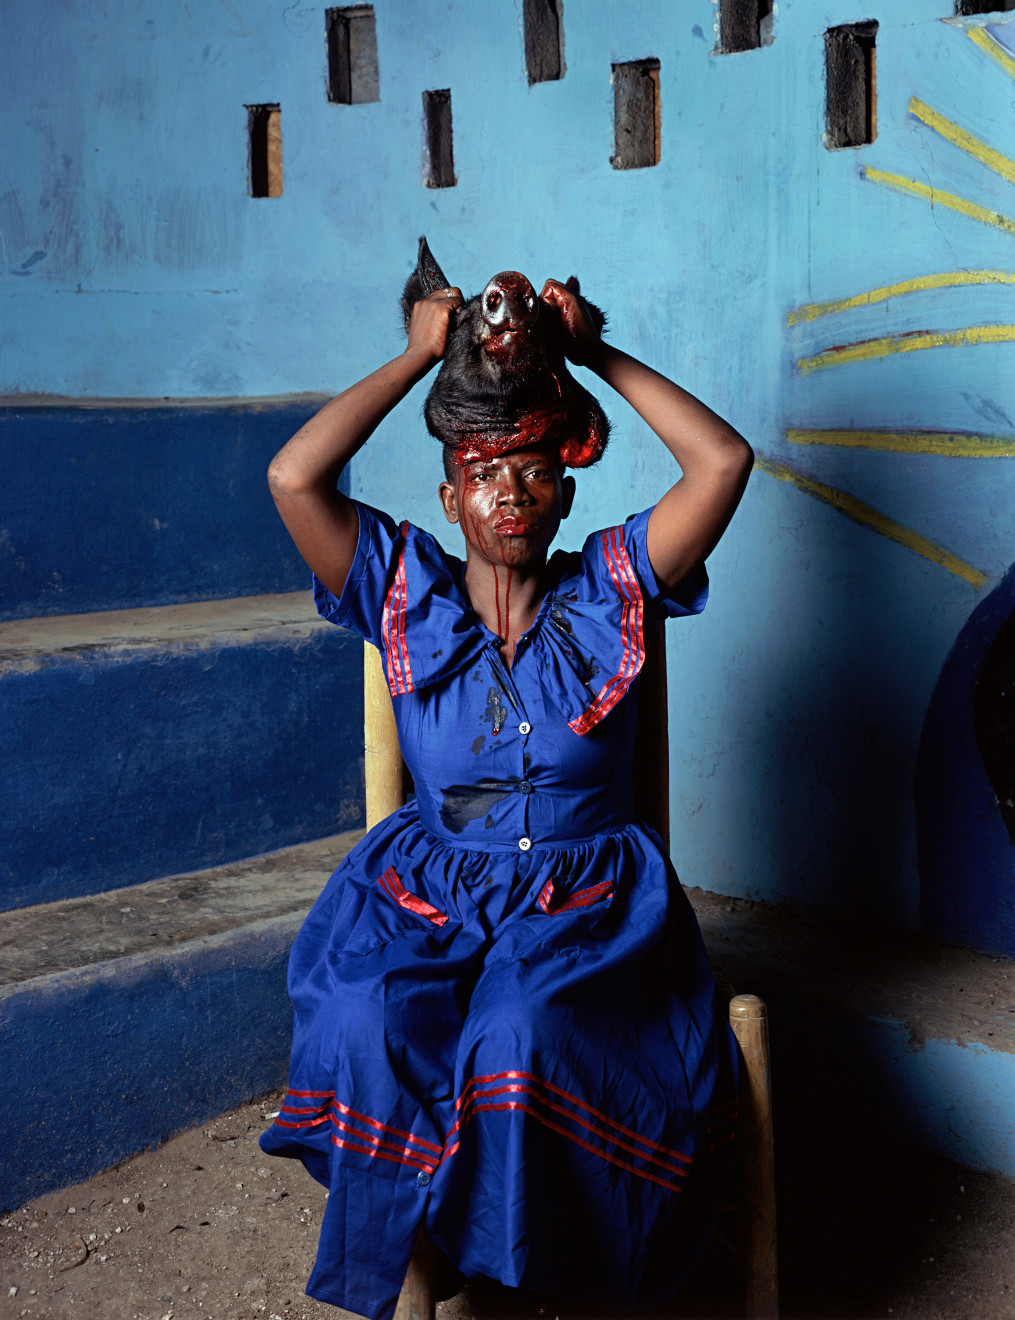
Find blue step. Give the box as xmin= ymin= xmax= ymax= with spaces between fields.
xmin=1 ymin=594 xmax=363 ymax=910
xmin=0 ymin=397 xmax=332 ymax=620
xmin=0 ymin=831 xmax=361 ymax=1213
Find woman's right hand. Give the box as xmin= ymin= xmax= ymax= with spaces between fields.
xmin=406 ymin=286 xmax=464 ymax=365
xmin=539 ymin=278 xmax=603 ymax=367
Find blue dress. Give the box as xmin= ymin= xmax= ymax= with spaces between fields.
xmin=260 ymin=501 xmax=738 ymax=1320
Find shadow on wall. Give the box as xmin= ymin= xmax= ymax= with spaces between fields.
xmin=918 ymin=570 xmax=1015 ymax=958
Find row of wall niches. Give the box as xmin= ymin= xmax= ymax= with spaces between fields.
xmin=246 ymin=0 xmax=1015 ymax=196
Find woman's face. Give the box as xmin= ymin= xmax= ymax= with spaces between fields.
xmin=439 ymin=445 xmax=575 ymax=569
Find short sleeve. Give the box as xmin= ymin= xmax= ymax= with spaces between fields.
xmin=312 ymin=501 xmax=404 ymax=652
xmin=312 ymin=500 xmax=484 ymax=698
xmin=539 ymin=509 xmax=708 ymax=736
xmin=617 ymin=506 xmax=709 ymax=621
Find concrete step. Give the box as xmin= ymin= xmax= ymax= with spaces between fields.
xmin=691 ymin=887 xmax=1015 ymax=1178
xmin=1 ymin=594 xmax=363 ymax=909
xmin=0 ymin=396 xmax=332 ymax=621
xmin=0 ymin=829 xmax=363 ymax=1213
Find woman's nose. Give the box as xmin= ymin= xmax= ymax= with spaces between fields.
xmin=497 ymin=470 xmax=530 ymax=503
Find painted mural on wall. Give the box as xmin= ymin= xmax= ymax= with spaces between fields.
xmin=770 ymin=18 xmax=1015 ymax=955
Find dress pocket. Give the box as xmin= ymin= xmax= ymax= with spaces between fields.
xmin=537 ymin=876 xmax=614 ymax=915
xmin=377 ymin=866 xmax=449 ymax=928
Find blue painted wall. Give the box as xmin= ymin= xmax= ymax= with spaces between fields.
xmin=4 ymin=1 xmax=1015 ymax=956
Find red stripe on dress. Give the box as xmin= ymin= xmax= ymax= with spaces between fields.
xmin=331 ymin=1134 xmax=437 ymax=1174
xmin=381 ymin=552 xmax=404 ymax=695
xmin=378 ymin=866 xmax=448 ymax=927
xmin=449 ymin=1081 xmax=689 ymax=1179
xmin=445 ymin=1099 xmax=687 ymax=1193
xmin=395 ymin=522 xmax=414 ymax=692
xmin=381 ymin=524 xmax=413 ymax=696
xmin=537 ymin=878 xmax=613 ymax=914
xmin=275 ymin=1109 xmax=438 ymax=1170
xmin=277 ymin=1091 xmax=442 ymax=1155
xmin=568 ymin=525 xmax=645 ymax=736
xmin=452 ymin=1070 xmax=692 ymax=1166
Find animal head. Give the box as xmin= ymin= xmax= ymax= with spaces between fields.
xmin=400 ymin=236 xmax=611 ymax=470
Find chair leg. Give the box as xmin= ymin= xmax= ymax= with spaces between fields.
xmin=729 ymin=994 xmax=778 ymax=1319
xmin=394 ymin=1229 xmax=437 ymax=1320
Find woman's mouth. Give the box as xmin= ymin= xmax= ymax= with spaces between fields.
xmin=494 ymin=516 xmax=536 ymax=536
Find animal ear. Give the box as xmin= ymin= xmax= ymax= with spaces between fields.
xmin=401 ymin=235 xmax=453 ymax=333
xmin=564 ymin=275 xmax=607 ymax=337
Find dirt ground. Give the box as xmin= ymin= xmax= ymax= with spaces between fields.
xmin=2 ymin=1088 xmax=1015 ymax=1320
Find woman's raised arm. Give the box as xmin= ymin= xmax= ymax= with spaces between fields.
xmin=267 ymin=287 xmax=463 ymax=599
xmin=540 ymin=279 xmax=753 ymax=593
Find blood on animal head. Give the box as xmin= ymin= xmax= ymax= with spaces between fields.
xmin=403 ymin=236 xmax=612 ymax=472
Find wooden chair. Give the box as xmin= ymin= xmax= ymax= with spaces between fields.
xmin=364 ymin=627 xmax=778 ymax=1320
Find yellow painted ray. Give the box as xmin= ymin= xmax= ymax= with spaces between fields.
xmin=862 ymin=166 xmax=1015 ymax=236
xmin=909 ymin=98 xmax=1015 ymax=185
xmin=786 ymin=429 xmax=1015 ymax=456
xmin=798 ymin=323 xmax=1015 ymax=375
xmin=755 ymin=455 xmax=988 ymax=589
xmin=787 ymin=271 xmax=1015 ymax=325
xmin=966 ymin=24 xmax=1015 ymax=81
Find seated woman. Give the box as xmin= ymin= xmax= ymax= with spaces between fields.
xmin=259 ymin=245 xmax=754 ymax=1320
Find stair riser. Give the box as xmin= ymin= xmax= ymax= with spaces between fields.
xmin=0 ymin=916 xmax=302 ymax=1213
xmin=2 ymin=626 xmax=363 ymax=909
xmin=1 ymin=400 xmax=332 ymax=621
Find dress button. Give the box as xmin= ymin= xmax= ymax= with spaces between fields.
xmin=518 ymin=721 xmax=532 ymax=735
xmin=416 ymin=1171 xmax=432 ymax=1187
xmin=519 ymin=780 xmax=533 ymax=795
xmin=518 ymin=837 xmax=532 ymax=851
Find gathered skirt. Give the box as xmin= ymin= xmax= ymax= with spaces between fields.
xmin=260 ymin=803 xmax=737 ymax=1320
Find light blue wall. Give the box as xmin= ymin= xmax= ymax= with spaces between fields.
xmin=4 ymin=1 xmax=1015 ymax=950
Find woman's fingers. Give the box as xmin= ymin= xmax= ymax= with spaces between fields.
xmin=540 ymin=278 xmax=600 ymax=363
xmin=407 ymin=286 xmax=463 ymax=361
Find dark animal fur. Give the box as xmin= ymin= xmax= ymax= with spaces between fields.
xmin=400 ymin=236 xmax=611 ymax=469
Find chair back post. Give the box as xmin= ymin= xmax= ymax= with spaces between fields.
xmin=364 ymin=644 xmax=410 ymax=827
xmin=729 ymin=994 xmax=779 ymax=1319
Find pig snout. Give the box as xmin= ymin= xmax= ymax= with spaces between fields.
xmin=481 ymin=272 xmax=538 ymax=336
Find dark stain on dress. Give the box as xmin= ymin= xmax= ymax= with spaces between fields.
xmin=440 ymin=779 xmax=515 ymax=833
xmin=472 ymin=735 xmax=486 ymax=756
xmin=484 ymin=685 xmax=508 ymax=736
xmin=431 ymin=649 xmax=444 ymax=659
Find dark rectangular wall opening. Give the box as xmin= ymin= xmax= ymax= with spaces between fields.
xmin=247 ymin=104 xmax=282 ymax=197
xmin=327 ymin=5 xmax=380 ymax=104
xmin=423 ymin=89 xmax=455 ymax=188
xmin=524 ymin=0 xmax=564 ymax=84
xmin=825 ymin=21 xmax=878 ymax=149
xmin=718 ymin=0 xmax=774 ymax=53
xmin=612 ymin=59 xmax=660 ymax=170
xmin=955 ymin=1 xmax=1015 ymax=13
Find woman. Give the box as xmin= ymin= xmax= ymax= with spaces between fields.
xmin=260 ymin=263 xmax=754 ymax=1320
